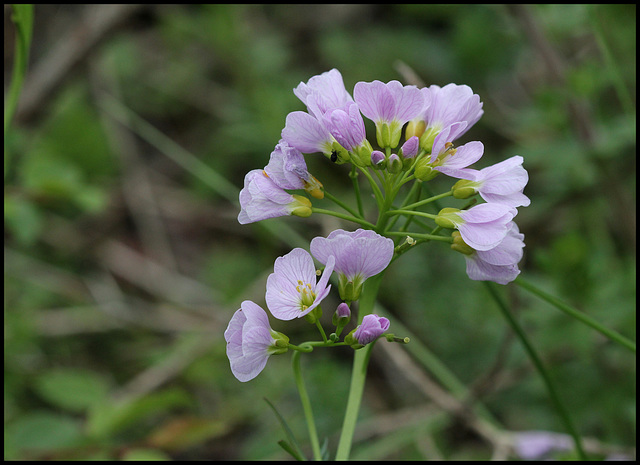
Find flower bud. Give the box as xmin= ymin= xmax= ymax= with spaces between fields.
xmin=450 ymin=231 xmax=475 ymax=255
xmin=350 ymin=140 xmax=373 ymax=168
xmin=387 ymin=153 xmax=403 ymax=173
xmin=400 ymin=136 xmax=420 ymax=159
xmin=435 ymin=207 xmax=461 ymax=229
xmin=333 ymin=302 xmax=351 ymax=324
xmin=345 ymin=314 xmax=390 ymax=348
xmin=290 ymin=195 xmax=312 ymax=218
xmin=333 ymin=302 xmax=351 ymax=337
xmin=371 ymin=150 xmax=386 ymax=169
xmin=452 ymin=179 xmax=479 ymax=200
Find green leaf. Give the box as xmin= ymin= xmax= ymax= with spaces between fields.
xmin=5 ymin=411 xmax=82 ymax=457
xmin=4 ymin=194 xmax=43 ymax=245
xmin=33 ymin=368 xmax=111 ymax=413
xmin=264 ymin=397 xmax=307 ymax=461
xmin=87 ymin=387 xmax=193 ymax=439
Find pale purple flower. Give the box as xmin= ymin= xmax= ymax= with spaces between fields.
xmin=463 ymin=222 xmax=525 ymax=284
xmin=418 ymin=83 xmax=484 ymax=143
xmin=429 ymin=123 xmax=484 ymax=178
xmin=310 ymin=229 xmax=394 ymax=301
xmin=321 ymin=102 xmax=367 ymax=152
xmin=264 ymin=139 xmax=324 ymax=199
xmin=436 ymin=203 xmax=516 ymax=251
xmin=224 ymin=300 xmax=285 ymax=382
xmin=354 ymin=80 xmax=425 ymax=125
xmin=265 ymin=248 xmax=335 ymax=321
xmin=353 ymin=314 xmax=390 ymax=345
xmin=293 ymin=68 xmax=354 ymax=120
xmin=264 ymin=140 xmax=309 ymax=190
xmin=453 ymin=156 xmax=530 ymax=208
xmin=354 ymin=80 xmax=425 ymax=148
xmin=512 ymin=430 xmax=573 ymax=460
xmin=281 ymin=111 xmax=334 ymax=155
xmin=288 ymin=69 xmax=360 ymax=156
xmin=238 ymin=169 xmax=311 ymax=224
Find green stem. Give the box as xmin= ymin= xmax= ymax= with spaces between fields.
xmin=589 ymin=5 xmax=635 ymax=118
xmin=385 ymin=231 xmax=452 ymax=243
xmin=311 ymin=208 xmax=376 ymax=230
xmin=335 ymin=273 xmax=384 ymax=460
xmin=316 ymin=320 xmax=328 ymax=343
xmin=484 ymin=282 xmax=587 ymax=460
xmin=4 ymin=5 xmax=33 ymax=138
xmin=357 ymin=166 xmax=384 ymax=211
xmin=386 ymin=209 xmax=438 ymax=220
xmin=384 ymin=181 xmax=422 ymax=233
xmin=349 ymin=165 xmax=365 ymax=217
xmin=515 ymin=277 xmax=636 ymax=353
xmin=292 ymin=350 xmax=322 ymax=461
xmin=323 ymin=189 xmax=362 ymax=219
xmin=401 ymin=189 xmax=453 ymax=211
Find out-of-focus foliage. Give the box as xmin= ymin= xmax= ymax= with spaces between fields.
xmin=4 ymin=4 xmax=635 ymax=460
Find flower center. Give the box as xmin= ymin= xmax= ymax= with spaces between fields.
xmin=296 ymin=280 xmax=316 ymax=310
xmin=434 ymin=142 xmax=456 ymax=166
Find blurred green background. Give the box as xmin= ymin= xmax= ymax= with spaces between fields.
xmin=4 ymin=4 xmax=635 ymax=460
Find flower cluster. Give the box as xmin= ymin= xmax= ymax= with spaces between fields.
xmin=230 ymin=68 xmax=530 ymax=381
xmin=225 ymin=228 xmax=395 ymax=382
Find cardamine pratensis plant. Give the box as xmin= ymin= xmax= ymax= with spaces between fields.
xmin=226 ymin=68 xmax=531 ymax=460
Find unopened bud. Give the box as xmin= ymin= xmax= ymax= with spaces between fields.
xmin=333 ymin=302 xmax=351 ymax=337
xmin=387 ymin=153 xmax=403 ymax=173
xmin=451 ymin=231 xmax=475 ymax=255
xmin=435 ymin=207 xmax=461 ymax=229
xmin=452 ymin=179 xmax=478 ymax=200
xmin=400 ymin=136 xmax=420 ymax=159
xmin=333 ymin=302 xmax=351 ymax=322
xmin=351 ymin=141 xmax=373 ymax=167
xmin=371 ymin=150 xmax=386 ymax=169
xmin=290 ymin=195 xmax=312 ymax=218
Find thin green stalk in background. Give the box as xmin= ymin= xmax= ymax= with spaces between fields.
xmin=589 ymin=5 xmax=635 ymax=119
xmin=335 ymin=273 xmax=384 ymax=460
xmin=484 ymin=282 xmax=587 ymax=460
xmin=515 ymin=277 xmax=636 ymax=353
xmin=4 ymin=4 xmax=34 ymax=175
xmin=292 ymin=350 xmax=322 ymax=461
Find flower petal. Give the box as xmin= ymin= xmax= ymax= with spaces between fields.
xmin=282 ymin=111 xmax=333 ymax=154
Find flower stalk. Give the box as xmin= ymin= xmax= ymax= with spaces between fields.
xmin=335 ymin=272 xmax=384 ymax=460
